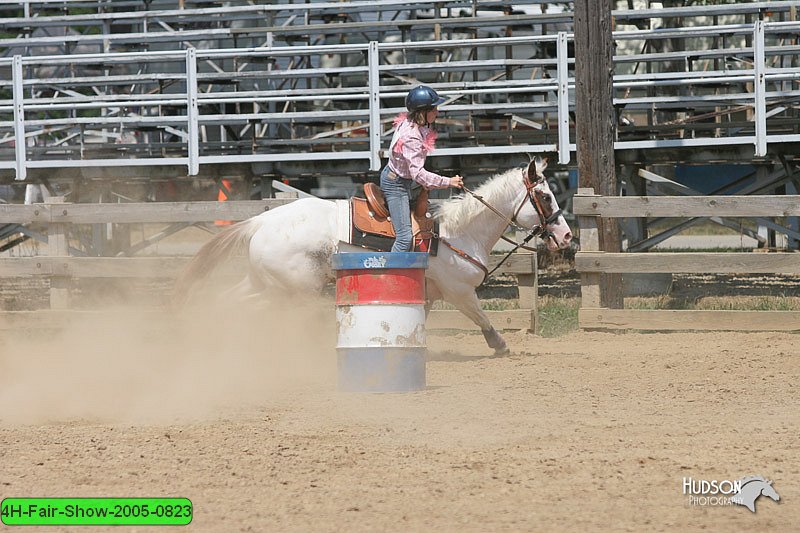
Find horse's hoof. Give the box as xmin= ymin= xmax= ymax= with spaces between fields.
xmin=494 ymin=346 xmax=511 ymax=356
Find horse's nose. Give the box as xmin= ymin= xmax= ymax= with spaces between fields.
xmin=560 ymin=232 xmax=572 ymax=248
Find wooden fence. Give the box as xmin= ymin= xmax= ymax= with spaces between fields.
xmin=0 ymin=198 xmax=537 ymax=332
xmin=573 ymin=188 xmax=800 ymax=331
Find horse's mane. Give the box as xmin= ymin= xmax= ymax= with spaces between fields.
xmin=739 ymin=476 xmax=768 ymax=486
xmin=435 ymin=166 xmax=523 ymax=234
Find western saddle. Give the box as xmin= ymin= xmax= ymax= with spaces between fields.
xmin=350 ymin=182 xmax=437 ymax=253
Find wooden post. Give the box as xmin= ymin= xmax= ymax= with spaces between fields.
xmin=576 ymin=188 xmax=601 ymax=309
xmin=574 ymin=0 xmax=623 ymax=308
xmin=516 ymin=251 xmax=538 ymax=333
xmin=46 ymin=197 xmax=70 ymax=309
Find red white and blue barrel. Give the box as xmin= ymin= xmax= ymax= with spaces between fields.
xmin=331 ymin=252 xmax=428 ymax=392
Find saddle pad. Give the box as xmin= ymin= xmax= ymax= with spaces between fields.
xmin=335 ymin=199 xmax=351 ymax=244
xmin=349 ymin=225 xmax=439 ymax=255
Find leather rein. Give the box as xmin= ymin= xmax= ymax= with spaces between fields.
xmin=439 ymin=169 xmax=562 ymax=283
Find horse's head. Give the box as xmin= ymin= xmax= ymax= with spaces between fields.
xmin=518 ymin=156 xmax=572 ymax=251
xmin=761 ymin=480 xmax=781 ymax=502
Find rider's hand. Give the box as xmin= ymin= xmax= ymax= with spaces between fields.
xmin=449 ymin=175 xmax=464 ymax=188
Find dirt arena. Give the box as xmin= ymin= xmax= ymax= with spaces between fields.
xmin=0 ymin=302 xmax=797 ymax=532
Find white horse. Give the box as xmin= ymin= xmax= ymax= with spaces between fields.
xmin=174 ymin=157 xmax=572 ymax=354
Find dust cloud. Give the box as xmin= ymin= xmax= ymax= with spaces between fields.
xmin=0 ymin=293 xmax=336 ymax=425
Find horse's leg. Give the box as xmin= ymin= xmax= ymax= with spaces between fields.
xmin=425 ymin=280 xmax=443 ymax=318
xmin=442 ymin=286 xmax=509 ymax=355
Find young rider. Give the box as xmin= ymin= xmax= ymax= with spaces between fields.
xmin=380 ymin=85 xmax=464 ymax=252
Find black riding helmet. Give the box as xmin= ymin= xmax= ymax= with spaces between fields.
xmin=405 ymin=85 xmax=446 ymax=112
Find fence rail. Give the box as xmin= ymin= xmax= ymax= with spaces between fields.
xmin=0 ymin=199 xmax=290 ymax=223
xmin=574 ymin=188 xmax=800 ymax=332
xmin=579 ymin=309 xmax=800 ymax=332
xmin=573 ymin=196 xmax=800 ymax=218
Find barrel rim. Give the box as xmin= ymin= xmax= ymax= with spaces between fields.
xmin=332 ymin=252 xmax=428 ymax=270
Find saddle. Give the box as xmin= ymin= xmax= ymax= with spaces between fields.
xmin=350 ymin=182 xmax=438 ymax=254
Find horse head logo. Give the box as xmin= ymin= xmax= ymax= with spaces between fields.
xmin=731 ymin=476 xmax=781 ymax=513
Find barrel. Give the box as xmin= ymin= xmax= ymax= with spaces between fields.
xmin=331 ymin=252 xmax=428 ymax=392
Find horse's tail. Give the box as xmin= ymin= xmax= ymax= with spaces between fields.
xmin=172 ymin=217 xmax=261 ymax=307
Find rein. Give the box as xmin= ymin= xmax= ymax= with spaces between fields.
xmin=461 ymin=184 xmax=529 ymax=234
xmin=449 ymin=170 xmax=561 ymax=282
xmin=439 ymin=237 xmax=490 ymax=282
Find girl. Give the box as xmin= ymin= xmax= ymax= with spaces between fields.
xmin=380 ymin=85 xmax=463 ymax=252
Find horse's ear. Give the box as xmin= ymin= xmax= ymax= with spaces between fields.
xmin=534 ymin=156 xmax=548 ymax=177
xmin=524 ymin=159 xmax=536 ymax=181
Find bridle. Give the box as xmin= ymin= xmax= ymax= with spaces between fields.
xmin=439 ymin=168 xmax=563 ymax=283
xmin=515 ymin=168 xmax=563 ymax=242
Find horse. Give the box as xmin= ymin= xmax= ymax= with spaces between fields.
xmin=731 ymin=476 xmax=781 ymax=512
xmin=173 ymin=157 xmax=572 ymax=354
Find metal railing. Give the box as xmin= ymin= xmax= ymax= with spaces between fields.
xmin=1 ymin=19 xmax=799 ymax=180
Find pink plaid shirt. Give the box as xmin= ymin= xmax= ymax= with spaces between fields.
xmin=387 ymin=114 xmax=450 ymax=189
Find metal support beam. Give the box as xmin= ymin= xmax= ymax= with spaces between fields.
xmin=753 ymin=20 xmax=767 ymax=157
xmin=13 ymin=55 xmax=27 ymax=181
xmin=368 ymin=41 xmax=382 ymax=172
xmin=556 ymin=31 xmax=570 ymax=165
xmin=186 ymin=47 xmax=200 ymax=176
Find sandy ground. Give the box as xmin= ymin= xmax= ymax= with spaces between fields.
xmin=0 ymin=302 xmax=797 ymax=532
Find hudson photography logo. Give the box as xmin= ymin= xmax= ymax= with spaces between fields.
xmin=683 ymin=476 xmax=781 ymax=512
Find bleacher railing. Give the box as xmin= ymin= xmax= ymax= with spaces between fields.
xmin=1 ymin=19 xmax=799 ymax=179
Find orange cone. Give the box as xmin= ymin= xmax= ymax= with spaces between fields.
xmin=215 ymin=179 xmax=233 ymax=226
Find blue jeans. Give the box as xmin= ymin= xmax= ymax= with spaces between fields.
xmin=380 ymin=166 xmax=413 ymax=252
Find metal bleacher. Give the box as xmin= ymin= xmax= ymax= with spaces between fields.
xmin=0 ymin=0 xmax=799 ymax=192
